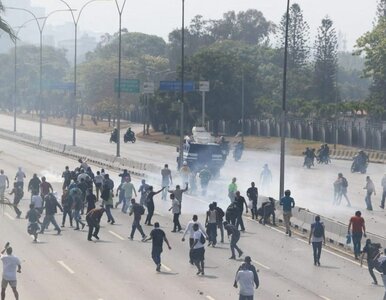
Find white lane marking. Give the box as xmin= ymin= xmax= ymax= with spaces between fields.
xmin=319 ymin=296 xmax=332 ymax=300
xmin=252 ymin=259 xmax=270 ymax=270
xmin=294 ymin=238 xmax=364 ymax=268
xmin=161 ymin=263 xmax=172 ymax=272
xmin=4 ymin=213 xmax=15 ymax=220
xmin=108 ymin=230 xmax=124 ymax=240
xmin=206 ymin=296 xmax=216 ymax=300
xmin=57 ymin=260 xmax=75 ymax=274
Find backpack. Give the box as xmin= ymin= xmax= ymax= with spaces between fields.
xmin=216 ymin=207 xmax=225 ymax=220
xmin=313 ymin=222 xmax=324 ymax=238
xmin=138 ymin=205 xmax=145 ymax=215
xmin=200 ymin=233 xmax=206 ymax=244
xmin=342 ymin=177 xmax=348 ymax=188
xmin=368 ymin=243 xmax=381 ymax=260
xmin=373 ymin=255 xmax=386 ymax=273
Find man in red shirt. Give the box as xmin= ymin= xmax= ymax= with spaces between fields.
xmin=40 ymin=177 xmax=53 ymax=198
xmin=348 ymin=210 xmax=367 ymax=259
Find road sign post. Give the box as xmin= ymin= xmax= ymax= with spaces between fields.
xmin=199 ymin=81 xmax=210 ymax=127
xmin=114 ymin=78 xmax=140 ymax=93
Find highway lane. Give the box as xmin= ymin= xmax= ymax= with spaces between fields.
xmin=0 ymin=139 xmax=383 ymax=299
xmin=0 ymin=114 xmax=385 ymax=238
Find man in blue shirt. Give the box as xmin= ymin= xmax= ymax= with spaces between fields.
xmin=280 ymin=190 xmax=295 ymax=237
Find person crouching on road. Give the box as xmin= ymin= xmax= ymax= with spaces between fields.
xmin=86 ymin=207 xmax=105 ymax=241
xmin=223 ymin=221 xmax=243 ymax=260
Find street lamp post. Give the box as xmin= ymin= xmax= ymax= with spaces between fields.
xmin=7 ymin=7 xmax=71 ymax=141
xmin=12 ymin=19 xmax=37 ymax=132
xmin=114 ymin=0 xmax=127 ymax=158
xmin=178 ymin=0 xmax=185 ymax=169
xmin=241 ymin=70 xmax=245 ymax=143
xmin=279 ymin=0 xmax=290 ymax=199
xmin=59 ymin=0 xmax=107 ymax=147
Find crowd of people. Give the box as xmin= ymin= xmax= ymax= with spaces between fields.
xmin=0 ymin=157 xmax=386 ymax=300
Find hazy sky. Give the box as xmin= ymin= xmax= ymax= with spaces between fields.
xmin=29 ymin=0 xmax=378 ymax=49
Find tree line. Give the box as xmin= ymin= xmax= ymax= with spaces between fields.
xmin=0 ymin=2 xmax=384 ymax=134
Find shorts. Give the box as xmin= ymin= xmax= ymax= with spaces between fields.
xmin=191 ymin=247 xmax=205 ymax=261
xmin=2 ymin=279 xmax=17 ymax=288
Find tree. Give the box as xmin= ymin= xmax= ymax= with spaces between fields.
xmin=313 ymin=17 xmax=338 ymax=103
xmin=377 ymin=0 xmax=386 ymax=19
xmin=0 ymin=1 xmax=15 ymax=41
xmin=279 ymin=3 xmax=310 ymax=70
xmin=209 ymin=10 xmax=275 ymax=45
xmin=355 ymin=18 xmax=386 ymax=118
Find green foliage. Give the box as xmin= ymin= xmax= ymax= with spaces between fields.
xmin=313 ymin=17 xmax=338 ymax=103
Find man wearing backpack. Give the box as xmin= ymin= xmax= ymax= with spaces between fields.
xmin=360 ymin=239 xmax=381 ymax=285
xmin=338 ymin=173 xmax=351 ymax=207
xmin=129 ymin=198 xmax=147 ymax=241
xmin=308 ymin=215 xmax=326 ymax=266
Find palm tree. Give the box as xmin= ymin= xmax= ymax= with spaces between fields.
xmin=0 ymin=1 xmax=16 ymax=41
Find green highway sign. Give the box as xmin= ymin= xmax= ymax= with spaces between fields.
xmin=114 ymin=78 xmax=140 ymax=93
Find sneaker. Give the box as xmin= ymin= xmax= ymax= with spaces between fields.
xmin=288 ymin=230 xmax=292 ymax=237
xmin=141 ymin=235 xmax=147 ymax=242
xmin=61 ymin=225 xmax=65 ymax=228
xmin=317 ymin=261 xmax=320 ymax=266
xmin=229 ymin=256 xmax=236 ymax=260
xmin=74 ymin=228 xmax=80 ymax=231
xmin=93 ymin=234 xmax=100 ymax=240
xmin=238 ymin=251 xmax=243 ymax=258
xmin=87 ymin=238 xmax=92 ymax=241
xmin=57 ymin=229 xmax=61 ymax=235
xmin=111 ymin=220 xmax=115 ymax=225
xmin=171 ymin=230 xmax=176 ymax=233
xmin=81 ymin=223 xmax=86 ymax=230
xmin=196 ymin=269 xmax=202 ymax=275
xmin=156 ymin=264 xmax=161 ymax=272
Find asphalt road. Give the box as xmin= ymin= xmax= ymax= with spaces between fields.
xmin=0 ymin=137 xmax=384 ymax=299
xmin=0 ymin=114 xmax=385 ymax=237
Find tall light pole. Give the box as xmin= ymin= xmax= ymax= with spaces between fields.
xmin=58 ymin=0 xmax=107 ymax=147
xmin=178 ymin=0 xmax=185 ymax=169
xmin=7 ymin=7 xmax=71 ymax=141
xmin=279 ymin=0 xmax=290 ymax=199
xmin=114 ymin=0 xmax=127 ymax=157
xmin=241 ymin=69 xmax=245 ymax=143
xmin=12 ymin=19 xmax=37 ymax=132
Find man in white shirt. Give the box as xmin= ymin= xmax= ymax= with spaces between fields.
xmin=0 ymin=170 xmax=9 ymax=202
xmin=234 ymin=265 xmax=255 ymax=300
xmin=191 ymin=223 xmax=205 ymax=275
xmin=182 ymin=215 xmax=207 ymax=264
xmin=1 ymin=243 xmax=21 ymax=300
xmin=31 ymin=194 xmax=43 ymax=213
xmin=14 ymin=168 xmax=25 ymax=191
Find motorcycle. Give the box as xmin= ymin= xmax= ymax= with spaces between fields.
xmin=317 ymin=154 xmax=331 ymax=165
xmin=351 ymin=156 xmax=368 ymax=174
xmin=124 ymin=132 xmax=136 ymax=143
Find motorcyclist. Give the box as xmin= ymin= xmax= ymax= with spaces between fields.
xmin=125 ymin=127 xmax=135 ymax=140
xmin=303 ymin=147 xmax=312 ymax=167
xmin=110 ymin=127 xmax=118 ymax=143
xmin=317 ymin=144 xmax=330 ymax=163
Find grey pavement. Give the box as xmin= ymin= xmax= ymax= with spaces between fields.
xmin=0 ymin=138 xmax=383 ymax=299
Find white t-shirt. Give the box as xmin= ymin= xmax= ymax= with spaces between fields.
xmin=31 ymin=195 xmax=43 ymax=208
xmin=236 ymin=269 xmax=255 ymax=296
xmin=193 ymin=230 xmax=205 ymax=249
xmin=0 ymin=175 xmax=8 ymax=187
xmin=182 ymin=221 xmax=206 ymax=239
xmin=1 ymin=255 xmax=20 ymax=281
xmin=15 ymin=171 xmax=25 ymax=183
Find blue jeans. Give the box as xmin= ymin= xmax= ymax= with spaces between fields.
xmin=230 ymin=232 xmax=242 ymax=257
xmin=352 ymin=232 xmax=362 ymax=258
xmin=130 ymin=218 xmax=145 ymax=239
xmin=365 ymin=192 xmax=373 ymax=210
xmin=152 ymin=247 xmax=162 ymax=265
xmin=73 ymin=209 xmax=85 ymax=229
xmin=105 ymin=205 xmax=115 ymax=222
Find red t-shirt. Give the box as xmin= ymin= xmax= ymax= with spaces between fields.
xmin=350 ymin=216 xmax=365 ymax=233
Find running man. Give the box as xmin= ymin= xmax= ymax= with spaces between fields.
xmin=1 ymin=243 xmax=21 ymax=300
xmin=280 ymin=190 xmax=295 ymax=237
xmin=145 ymin=222 xmax=172 ymax=272
xmin=161 ymin=164 xmax=172 ymax=200
xmin=223 ymin=221 xmax=243 ymax=259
